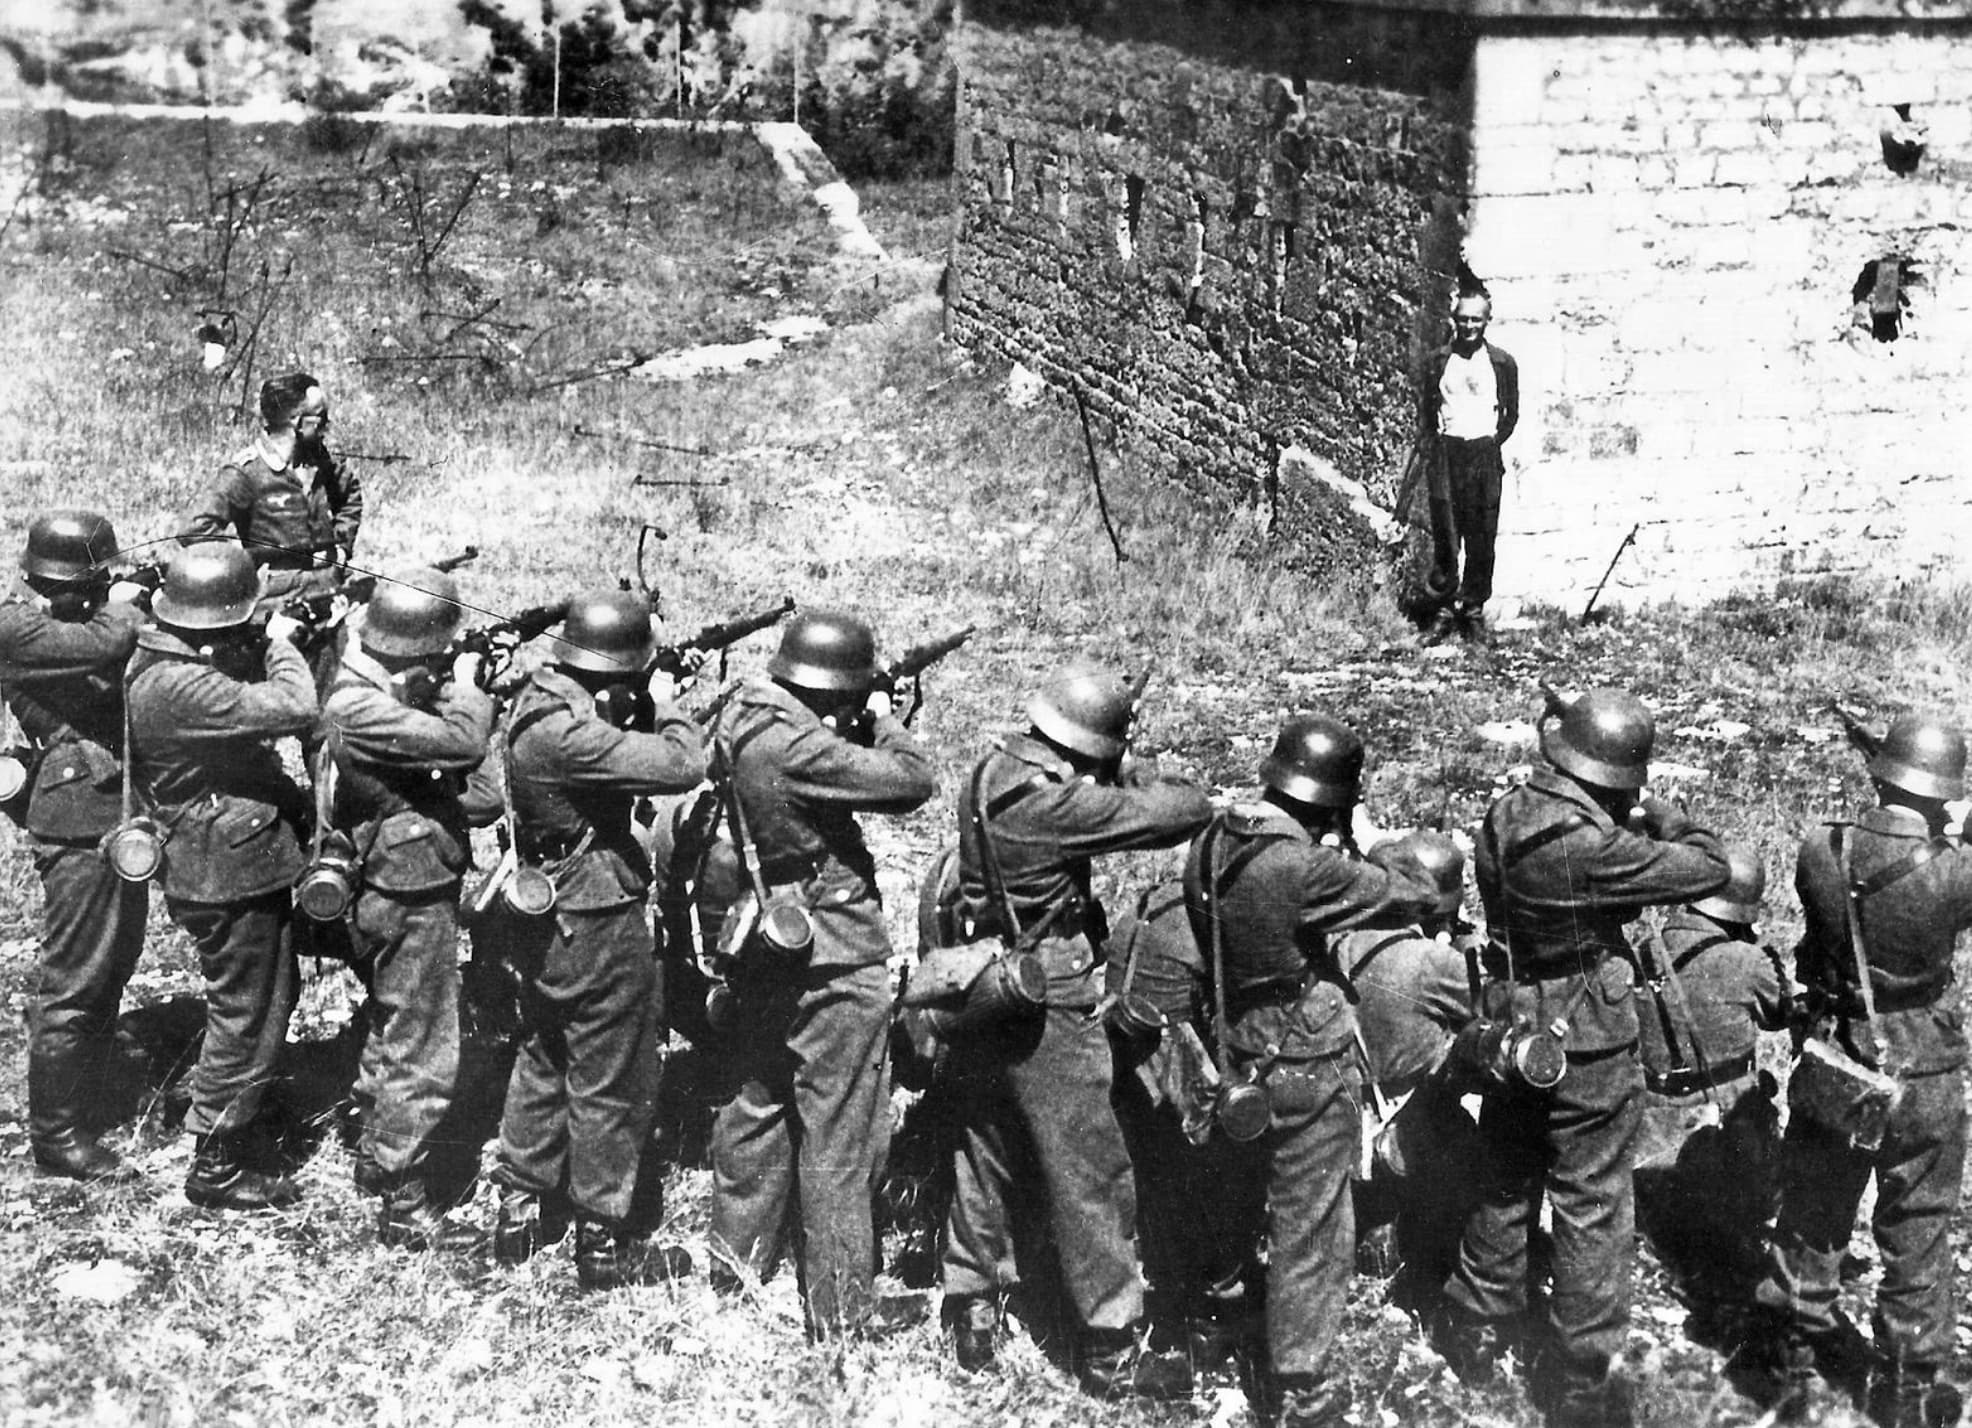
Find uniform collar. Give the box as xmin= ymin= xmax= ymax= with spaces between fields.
xmin=135 ymin=624 xmax=203 ymax=658
xmin=1222 ymin=799 xmax=1309 ymax=842
xmin=735 ymin=677 xmax=819 ymax=727
xmin=996 ymin=732 xmax=1073 ymax=781
xmin=1524 ymin=766 xmax=1619 ymax=829
xmin=334 ymin=644 xmax=394 ymax=693
xmin=529 ymin=666 xmax=593 ymax=706
xmin=1859 ymin=804 xmax=1934 ymax=838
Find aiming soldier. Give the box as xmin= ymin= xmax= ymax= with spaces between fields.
xmin=186 ymin=372 xmax=360 ymax=609
xmin=489 ymin=587 xmax=706 ymax=1289
xmin=1434 ymin=689 xmax=1729 ymax=1428
xmin=0 ymin=512 xmax=150 ymax=1182
xmin=1182 ymin=716 xmax=1441 ymax=1426
xmin=1742 ymin=716 xmax=1972 ymax=1428
xmin=320 ymin=571 xmax=494 ymax=1250
xmin=127 ymin=543 xmax=317 ymax=1211
xmin=940 ymin=667 xmax=1210 ymax=1399
xmin=705 ymin=611 xmax=934 ymax=1336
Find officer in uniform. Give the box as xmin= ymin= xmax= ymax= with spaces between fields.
xmin=186 ymin=372 xmax=360 ymax=609
xmin=321 ymin=571 xmax=494 ymax=1250
xmin=127 ymin=543 xmax=318 ymax=1211
xmin=1632 ymin=848 xmax=1791 ymax=1321
xmin=488 ymin=588 xmax=704 ymax=1288
xmin=940 ymin=667 xmax=1211 ymax=1398
xmin=0 ymin=512 xmax=150 ymax=1181
xmin=1744 ymin=716 xmax=1972 ymax=1428
xmin=1435 ymin=689 xmax=1730 ymax=1428
xmin=1182 ymin=717 xmax=1442 ymax=1426
xmin=707 ymin=611 xmax=935 ymax=1338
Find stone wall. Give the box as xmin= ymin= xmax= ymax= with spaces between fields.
xmin=949 ymin=0 xmax=1474 ymax=578
xmin=1454 ymin=25 xmax=1972 ymax=608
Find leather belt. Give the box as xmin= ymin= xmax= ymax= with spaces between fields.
xmin=1227 ymin=976 xmax=1307 ymax=1018
xmin=758 ymin=854 xmax=823 ymax=886
xmin=519 ymin=829 xmax=588 ymax=862
xmin=1646 ymin=1050 xmax=1755 ymax=1098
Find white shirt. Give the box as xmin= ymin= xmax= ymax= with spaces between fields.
xmin=1438 ymin=348 xmax=1497 ymax=441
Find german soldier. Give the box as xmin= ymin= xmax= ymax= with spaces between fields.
xmin=940 ymin=666 xmax=1209 ymax=1399
xmin=1743 ymin=716 xmax=1972 ymax=1428
xmin=707 ymin=611 xmax=935 ymax=1338
xmin=1183 ymin=717 xmax=1442 ymax=1426
xmin=321 ymin=570 xmax=494 ymax=1249
xmin=1434 ymin=689 xmax=1729 ymax=1428
xmin=490 ymin=588 xmax=706 ymax=1289
xmin=1632 ymin=847 xmax=1790 ymax=1321
xmin=0 ymin=512 xmax=150 ymax=1181
xmin=127 ymin=543 xmax=318 ymax=1210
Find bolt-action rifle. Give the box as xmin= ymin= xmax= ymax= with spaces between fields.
xmin=874 ymin=624 xmax=975 ymax=726
xmin=1832 ymin=703 xmax=1880 ymax=759
xmin=651 ymin=595 xmax=795 ymax=679
xmin=452 ymin=600 xmax=573 ymax=691
xmin=280 ymin=546 xmax=481 ymax=649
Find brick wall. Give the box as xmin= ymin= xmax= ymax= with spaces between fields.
xmin=950 ymin=0 xmax=1474 ymax=579
xmin=1446 ymin=25 xmax=1972 ymax=607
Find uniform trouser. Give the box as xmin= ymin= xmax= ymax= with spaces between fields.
xmin=28 ymin=839 xmax=150 ymax=1140
xmin=1445 ymin=1046 xmax=1643 ymax=1380
xmin=497 ymin=903 xmax=661 ymax=1226
xmin=1428 ymin=436 xmax=1503 ymax=609
xmin=351 ymin=885 xmax=462 ymax=1183
xmin=1217 ymin=1051 xmax=1361 ymax=1380
xmin=1753 ymin=1061 xmax=1967 ymax=1365
xmin=1634 ymin=1071 xmax=1779 ymax=1296
xmin=167 ymin=892 xmax=298 ymax=1139
xmin=710 ymin=957 xmax=892 ymax=1338
xmin=941 ymin=1005 xmax=1145 ymax=1334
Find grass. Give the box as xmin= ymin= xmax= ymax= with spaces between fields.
xmin=3 ymin=106 xmax=1972 ymax=1427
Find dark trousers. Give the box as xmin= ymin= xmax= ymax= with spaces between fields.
xmin=1428 ymin=436 xmax=1504 ymax=609
xmin=167 ymin=892 xmax=298 ymax=1139
xmin=352 ymin=886 xmax=461 ymax=1183
xmin=1219 ymin=1052 xmax=1361 ymax=1380
xmin=941 ymin=1006 xmax=1144 ymax=1334
xmin=1754 ymin=1062 xmax=1967 ymax=1365
xmin=28 ymin=841 xmax=150 ymax=1140
xmin=497 ymin=904 xmax=661 ymax=1225
xmin=1445 ymin=1048 xmax=1643 ymax=1380
xmin=710 ymin=957 xmax=893 ymax=1338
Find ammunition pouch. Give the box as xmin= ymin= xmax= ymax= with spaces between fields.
xmin=1790 ymin=1034 xmax=1902 ymax=1152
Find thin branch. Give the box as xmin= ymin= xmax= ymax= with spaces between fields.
xmin=1072 ymin=384 xmax=1128 ymax=565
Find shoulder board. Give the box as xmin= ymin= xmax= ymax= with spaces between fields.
xmin=1225 ymin=802 xmax=1297 ymax=838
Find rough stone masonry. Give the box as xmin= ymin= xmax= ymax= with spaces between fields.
xmin=950 ymin=0 xmax=1972 ymax=610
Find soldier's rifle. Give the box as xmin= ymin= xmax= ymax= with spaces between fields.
xmin=651 ymin=595 xmax=795 ymax=680
xmin=279 ymin=546 xmax=481 ymax=648
xmin=451 ymin=600 xmax=573 ymax=691
xmin=1831 ymin=703 xmax=1880 ymax=759
xmin=873 ymin=625 xmax=976 ymax=726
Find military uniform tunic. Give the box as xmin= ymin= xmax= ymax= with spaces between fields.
xmin=938 ymin=736 xmax=1211 ymax=1336
xmin=1444 ymin=768 xmax=1728 ymax=1393
xmin=322 ymin=646 xmax=494 ymax=1187
xmin=1181 ymin=805 xmax=1441 ymax=1384
xmin=708 ymin=679 xmax=934 ymax=1337
xmin=186 ymin=435 xmax=361 ymax=606
xmin=491 ymin=667 xmax=705 ymax=1226
xmin=0 ymin=587 xmax=148 ymax=1146
xmin=127 ymin=628 xmax=317 ymax=1138
xmin=1754 ymin=808 xmax=1972 ymax=1370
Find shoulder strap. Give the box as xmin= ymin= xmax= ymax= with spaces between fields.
xmin=1199 ymin=818 xmax=1234 ymax=1086
xmin=307 ymin=723 xmax=341 ymax=863
xmin=1852 ymin=838 xmax=1944 ymax=899
xmin=970 ymin=755 xmax=1025 ymax=947
xmin=1834 ymin=824 xmax=1887 ymax=1067
xmin=716 ymin=718 xmax=781 ymax=907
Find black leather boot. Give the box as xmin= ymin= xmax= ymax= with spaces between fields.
xmin=1871 ymin=1359 xmax=1965 ymax=1428
xmin=184 ymin=1133 xmax=300 ymax=1211
xmin=574 ymin=1218 xmax=694 ymax=1290
xmin=1429 ymin=1307 xmax=1517 ymax=1386
xmin=494 ymin=1190 xmax=542 ymax=1266
xmin=944 ymin=1293 xmax=999 ymax=1373
xmin=1730 ymin=1308 xmax=1818 ymax=1423
xmin=1077 ymin=1324 xmax=1194 ymax=1402
xmin=378 ymin=1178 xmax=484 ymax=1252
xmin=29 ymin=1046 xmax=136 ymax=1183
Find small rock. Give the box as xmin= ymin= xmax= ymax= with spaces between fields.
xmin=1005 ymin=363 xmax=1046 ymax=409
xmin=108 ymin=348 xmax=135 ymax=363
xmin=1651 ymin=762 xmax=1712 ymax=783
xmin=1476 ymin=720 xmax=1536 ymax=746
xmin=50 ymin=1259 xmax=140 ymax=1304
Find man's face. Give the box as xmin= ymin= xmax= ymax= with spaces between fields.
xmin=1452 ymin=299 xmax=1490 ymax=350
xmin=293 ymin=388 xmax=330 ymax=443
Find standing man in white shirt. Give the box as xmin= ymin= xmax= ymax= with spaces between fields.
xmin=1420 ymin=290 xmax=1519 ymax=642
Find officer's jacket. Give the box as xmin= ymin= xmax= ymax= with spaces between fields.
xmin=716 ymin=678 xmax=932 ymax=968
xmin=1335 ymin=926 xmax=1476 ymax=1097
xmin=0 ymin=587 xmax=142 ymax=843
xmin=1477 ymin=768 xmax=1729 ymax=1054
xmin=321 ymin=647 xmax=495 ymax=895
xmin=508 ymin=668 xmax=705 ymax=913
xmin=1796 ymin=807 xmax=1972 ymax=1075
xmin=1182 ymin=803 xmax=1441 ymax=1059
xmin=959 ymin=735 xmax=1209 ymax=1005
xmin=127 ymin=628 xmax=316 ymax=903
xmin=1635 ymin=906 xmax=1790 ymax=1083
xmin=186 ymin=435 xmax=361 ymax=602
xmin=1420 ymin=340 xmax=1520 ymax=446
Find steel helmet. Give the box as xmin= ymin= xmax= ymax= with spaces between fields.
xmin=1028 ymin=667 xmax=1139 ymax=761
xmin=23 ymin=510 xmax=118 ymax=584
xmin=1259 ymin=714 xmax=1364 ymax=809
xmin=1869 ymin=713 xmax=1967 ymax=802
xmin=1396 ymin=830 xmax=1466 ymax=916
xmin=767 ymin=610 xmax=877 ymax=693
xmin=1694 ymin=845 xmax=1766 ymax=924
xmin=555 ymin=587 xmax=657 ymax=674
xmin=153 ymin=543 xmax=260 ymax=630
xmin=361 ymin=570 xmax=465 ymax=658
xmin=1542 ymin=688 xmax=1653 ymax=792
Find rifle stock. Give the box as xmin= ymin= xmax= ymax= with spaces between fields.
xmin=653 ymin=595 xmax=794 ymax=677
xmin=1831 ymin=704 xmax=1880 ymax=759
xmin=881 ymin=625 xmax=975 ymax=690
